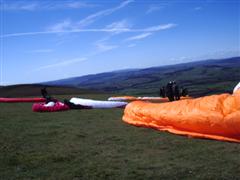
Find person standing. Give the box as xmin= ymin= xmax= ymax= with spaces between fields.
xmin=159 ymin=86 xmax=166 ymax=98
xmin=166 ymin=81 xmax=174 ymax=101
xmin=41 ymin=87 xmax=53 ymax=103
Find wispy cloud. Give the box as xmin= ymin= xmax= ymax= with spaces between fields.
xmin=34 ymin=57 xmax=87 ymax=71
xmin=76 ymin=0 xmax=134 ymax=28
xmin=125 ymin=33 xmax=152 ymax=41
xmin=144 ymin=23 xmax=177 ymax=31
xmin=66 ymin=1 xmax=96 ymax=9
xmin=95 ymin=43 xmax=118 ymax=53
xmin=48 ymin=19 xmax=131 ymax=35
xmin=1 ymin=1 xmax=96 ymax=11
xmin=105 ymin=19 xmax=132 ymax=34
xmin=1 ymin=1 xmax=39 ymax=11
xmin=46 ymin=1 xmax=134 ymax=33
xmin=63 ymin=0 xmax=134 ymax=29
xmin=194 ymin=7 xmax=202 ymax=11
xmin=123 ymin=24 xmax=176 ymax=42
xmin=127 ymin=44 xmax=136 ymax=48
xmin=48 ymin=19 xmax=73 ymax=32
xmin=26 ymin=49 xmax=54 ymax=53
xmin=1 ymin=23 xmax=177 ymax=38
xmin=32 ymin=43 xmax=117 ymax=71
xmin=146 ymin=5 xmax=162 ymax=14
xmin=169 ymin=50 xmax=239 ymax=64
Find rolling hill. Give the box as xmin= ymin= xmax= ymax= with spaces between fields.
xmin=45 ymin=56 xmax=240 ymax=97
xmin=0 ymin=84 xmax=97 ymax=97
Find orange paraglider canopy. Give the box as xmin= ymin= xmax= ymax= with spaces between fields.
xmin=123 ymin=90 xmax=240 ymax=143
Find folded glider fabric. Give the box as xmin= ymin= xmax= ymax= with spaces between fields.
xmin=70 ymin=97 xmax=127 ymax=109
xmin=108 ymin=96 xmax=138 ymax=101
xmin=123 ymin=90 xmax=240 ymax=143
xmin=64 ymin=99 xmax=92 ymax=109
xmin=32 ymin=101 xmax=70 ymax=112
xmin=137 ymin=96 xmax=191 ymax=101
xmin=108 ymin=96 xmax=191 ymax=102
xmin=0 ymin=97 xmax=46 ymax=103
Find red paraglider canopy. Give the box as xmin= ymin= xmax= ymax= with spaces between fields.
xmin=0 ymin=97 xmax=46 ymax=103
xmin=32 ymin=101 xmax=70 ymax=112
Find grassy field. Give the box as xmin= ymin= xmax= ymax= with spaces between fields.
xmin=1 ymin=94 xmax=240 ymax=179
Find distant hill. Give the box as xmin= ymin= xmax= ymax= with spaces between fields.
xmin=0 ymin=84 xmax=97 ymax=97
xmin=45 ymin=57 xmax=240 ymax=97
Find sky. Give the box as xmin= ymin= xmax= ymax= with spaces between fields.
xmin=0 ymin=0 xmax=239 ymax=85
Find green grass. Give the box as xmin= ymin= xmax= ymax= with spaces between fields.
xmin=0 ymin=94 xmax=240 ymax=179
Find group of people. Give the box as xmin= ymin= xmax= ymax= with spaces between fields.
xmin=159 ymin=81 xmax=188 ymax=101
xmin=41 ymin=81 xmax=188 ymax=105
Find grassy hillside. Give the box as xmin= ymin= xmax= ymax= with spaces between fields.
xmin=45 ymin=57 xmax=240 ymax=97
xmin=0 ymin=94 xmax=240 ymax=179
xmin=0 ymin=84 xmax=97 ymax=97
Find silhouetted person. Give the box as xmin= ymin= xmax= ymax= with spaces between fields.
xmin=159 ymin=87 xmax=166 ymax=98
xmin=174 ymin=85 xmax=180 ymax=100
xmin=41 ymin=87 xmax=53 ymax=103
xmin=166 ymin=81 xmax=174 ymax=101
xmin=41 ymin=87 xmax=48 ymax=98
xmin=181 ymin=88 xmax=188 ymax=97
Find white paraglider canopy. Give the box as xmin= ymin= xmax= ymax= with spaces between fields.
xmin=233 ymin=82 xmax=240 ymax=93
xmin=70 ymin=97 xmax=127 ymax=109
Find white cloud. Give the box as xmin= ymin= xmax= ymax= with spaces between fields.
xmin=1 ymin=1 xmax=96 ymax=11
xmin=124 ymin=24 xmax=176 ymax=42
xmin=194 ymin=7 xmax=202 ymax=11
xmin=169 ymin=50 xmax=239 ymax=64
xmin=179 ymin=56 xmax=188 ymax=61
xmin=66 ymin=2 xmax=96 ymax=9
xmin=34 ymin=57 xmax=87 ymax=71
xmin=105 ymin=19 xmax=132 ymax=34
xmin=1 ymin=23 xmax=177 ymax=38
xmin=2 ymin=2 xmax=39 ymax=11
xmin=76 ymin=0 xmax=134 ymax=28
xmin=19 ymin=3 xmax=39 ymax=11
xmin=31 ymin=42 xmax=117 ymax=72
xmin=146 ymin=5 xmax=162 ymax=14
xmin=95 ymin=43 xmax=118 ymax=53
xmin=196 ymin=50 xmax=240 ymax=60
xmin=125 ymin=33 xmax=152 ymax=41
xmin=128 ymin=44 xmax=136 ymax=48
xmin=45 ymin=1 xmax=134 ymax=34
xmin=144 ymin=23 xmax=177 ymax=31
xmin=48 ymin=19 xmax=73 ymax=32
xmin=27 ymin=49 xmax=54 ymax=53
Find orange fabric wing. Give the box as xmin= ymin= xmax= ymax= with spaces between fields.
xmin=123 ymin=92 xmax=240 ymax=143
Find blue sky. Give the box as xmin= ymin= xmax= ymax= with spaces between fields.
xmin=0 ymin=0 xmax=239 ymax=85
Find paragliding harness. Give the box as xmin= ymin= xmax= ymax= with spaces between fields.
xmin=160 ymin=81 xmax=188 ymax=102
xmin=41 ymin=87 xmax=55 ymax=103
